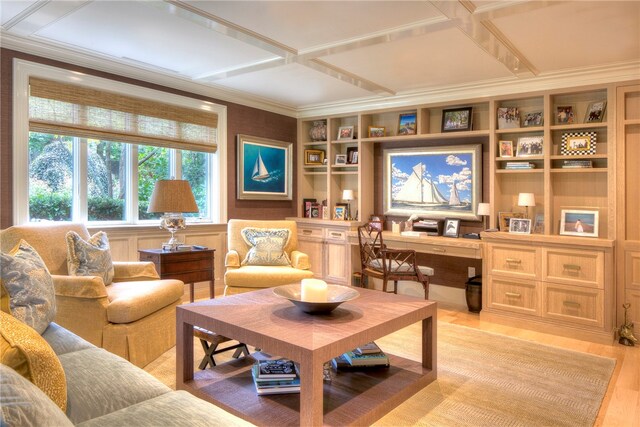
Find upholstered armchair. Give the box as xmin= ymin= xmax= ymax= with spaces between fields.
xmin=224 ymin=219 xmax=314 ymax=296
xmin=0 ymin=223 xmax=184 ymax=367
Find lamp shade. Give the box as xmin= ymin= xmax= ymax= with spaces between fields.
xmin=147 ymin=179 xmax=198 ymax=213
xmin=477 ymin=203 xmax=491 ymax=216
xmin=517 ymin=192 xmax=536 ymax=207
xmin=342 ymin=189 xmax=354 ymax=201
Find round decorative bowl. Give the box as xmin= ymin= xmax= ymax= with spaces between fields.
xmin=273 ymin=284 xmax=359 ymax=314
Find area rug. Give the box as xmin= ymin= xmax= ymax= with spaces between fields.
xmin=144 ymin=322 xmax=615 ymax=427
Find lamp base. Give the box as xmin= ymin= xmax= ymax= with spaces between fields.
xmin=162 ymin=242 xmax=181 ymax=251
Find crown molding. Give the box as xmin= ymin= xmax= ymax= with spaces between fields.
xmin=0 ymin=32 xmax=299 ymax=118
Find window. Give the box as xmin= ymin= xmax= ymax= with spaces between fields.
xmin=14 ymin=60 xmax=227 ymax=225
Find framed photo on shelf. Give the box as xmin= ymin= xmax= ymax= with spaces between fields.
xmin=304 ymin=149 xmax=325 ymax=165
xmin=335 ymin=154 xmax=348 ymax=165
xmin=561 ymin=132 xmax=596 ymax=155
xmin=497 ymin=107 xmax=520 ymax=129
xmin=303 ymin=198 xmax=316 ymax=218
xmin=443 ymin=218 xmax=461 ymax=238
xmin=498 ymin=212 xmax=525 ymax=232
xmin=522 ymin=111 xmax=543 ymax=127
xmin=346 ymin=147 xmax=358 ymax=164
xmin=368 ymin=126 xmax=386 ymax=138
xmin=559 ymin=209 xmax=599 ymax=237
xmin=322 ymin=205 xmax=329 ymax=220
xmin=509 ymin=218 xmax=532 ymax=234
xmin=555 ymin=105 xmax=575 ymax=124
xmin=533 ymin=213 xmax=544 ymax=234
xmin=237 ymin=134 xmax=292 ymax=200
xmin=499 ymin=140 xmax=514 ymax=157
xmin=398 ymin=113 xmax=417 ymax=135
xmin=337 ymin=126 xmax=354 ymax=140
xmin=442 ymin=107 xmax=473 ymax=132
xmin=585 ymin=101 xmax=606 ymax=123
xmin=309 ymin=203 xmax=321 ymax=219
xmin=333 ymin=206 xmax=346 ymax=220
xmin=516 ymin=136 xmax=543 ymax=157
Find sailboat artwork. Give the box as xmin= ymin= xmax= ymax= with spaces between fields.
xmin=238 ymin=135 xmax=292 ymax=201
xmin=251 ymin=150 xmax=270 ymax=181
xmin=383 ymin=145 xmax=482 ymax=220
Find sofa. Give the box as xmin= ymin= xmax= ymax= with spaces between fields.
xmin=0 ymin=320 xmax=251 ymax=426
xmin=224 ymin=219 xmax=314 ymax=296
xmin=0 ymin=223 xmax=184 ymax=367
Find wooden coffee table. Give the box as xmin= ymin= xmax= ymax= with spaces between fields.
xmin=176 ymin=287 xmax=437 ymax=427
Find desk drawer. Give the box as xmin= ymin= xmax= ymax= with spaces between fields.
xmin=403 ymin=242 xmax=477 ymax=259
xmin=298 ymin=227 xmax=323 ymax=239
xmin=160 ymin=258 xmax=212 ymax=274
xmin=325 ymin=229 xmax=346 ymax=242
xmin=488 ymin=244 xmax=539 ymax=280
xmin=543 ymin=248 xmax=604 ymax=288
xmin=487 ymin=276 xmax=540 ymax=316
xmin=543 ymin=283 xmax=604 ymax=327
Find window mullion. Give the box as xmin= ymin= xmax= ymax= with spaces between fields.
xmin=74 ymin=137 xmax=88 ymax=223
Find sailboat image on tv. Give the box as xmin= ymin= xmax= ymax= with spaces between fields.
xmin=252 ymin=150 xmax=270 ymax=181
xmin=395 ymin=163 xmax=466 ymax=207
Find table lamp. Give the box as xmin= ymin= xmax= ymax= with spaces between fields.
xmin=342 ymin=189 xmax=354 ymax=220
xmin=477 ymin=202 xmax=491 ymax=231
xmin=148 ymin=179 xmax=199 ymax=250
xmin=517 ymin=192 xmax=536 ymax=219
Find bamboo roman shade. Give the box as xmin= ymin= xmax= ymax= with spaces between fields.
xmin=28 ymin=77 xmax=218 ymax=152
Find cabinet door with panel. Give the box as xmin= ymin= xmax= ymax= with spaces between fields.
xmin=324 ymin=227 xmax=348 ymax=285
xmin=297 ymin=226 xmax=324 ymax=279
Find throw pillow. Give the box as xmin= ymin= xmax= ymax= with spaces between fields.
xmin=0 ymin=311 xmax=67 ymax=412
xmin=66 ymin=231 xmax=114 ymax=285
xmin=240 ymin=228 xmax=291 ymax=266
xmin=0 ymin=240 xmax=56 ymax=334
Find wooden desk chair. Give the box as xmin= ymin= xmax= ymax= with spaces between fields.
xmin=357 ymin=224 xmax=433 ymax=299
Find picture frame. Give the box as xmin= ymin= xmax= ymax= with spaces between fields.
xmin=303 ymin=198 xmax=316 ymax=218
xmin=555 ymin=105 xmax=575 ymax=124
xmin=559 ymin=209 xmax=599 ymax=237
xmin=322 ymin=205 xmax=329 ymax=220
xmin=337 ymin=126 xmax=354 ymax=140
xmin=509 ymin=218 xmax=532 ymax=234
xmin=561 ymin=132 xmax=597 ymax=156
xmin=584 ymin=101 xmax=606 ymax=123
xmin=333 ymin=206 xmax=346 ymax=220
xmin=237 ymin=134 xmax=292 ymax=200
xmin=533 ymin=213 xmax=544 ymax=234
xmin=522 ymin=111 xmax=543 ymax=127
xmin=304 ymin=149 xmax=325 ymax=165
xmin=335 ymin=154 xmax=348 ymax=165
xmin=443 ymin=218 xmax=461 ymax=238
xmin=497 ymin=107 xmax=520 ymax=129
xmin=398 ymin=113 xmax=417 ymax=135
xmin=383 ymin=144 xmax=482 ymax=220
xmin=368 ymin=126 xmax=386 ymax=138
xmin=309 ymin=204 xmax=320 ymax=219
xmin=441 ymin=107 xmax=473 ymax=132
xmin=499 ymin=140 xmax=514 ymax=157
xmin=516 ymin=136 xmax=543 ymax=157
xmin=498 ymin=212 xmax=525 ymax=232
xmin=369 ymin=215 xmax=384 ymax=231
xmin=346 ymin=147 xmax=358 ymax=164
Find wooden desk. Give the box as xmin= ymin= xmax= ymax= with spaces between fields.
xmin=176 ymin=287 xmax=437 ymax=427
xmin=347 ymin=231 xmax=483 ymax=259
xmin=138 ymin=248 xmax=215 ymax=303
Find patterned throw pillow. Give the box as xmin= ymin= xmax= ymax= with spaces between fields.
xmin=0 ymin=311 xmax=67 ymax=412
xmin=0 ymin=240 xmax=56 ymax=334
xmin=66 ymin=231 xmax=114 ymax=285
xmin=240 ymin=228 xmax=291 ymax=266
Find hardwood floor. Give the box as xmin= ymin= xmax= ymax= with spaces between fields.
xmin=187 ymin=283 xmax=639 ymax=427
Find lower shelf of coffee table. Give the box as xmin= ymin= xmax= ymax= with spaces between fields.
xmin=180 ymin=353 xmax=435 ymax=427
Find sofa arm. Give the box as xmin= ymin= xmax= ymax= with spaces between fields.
xmin=112 ymin=261 xmax=160 ymax=282
xmin=290 ymin=251 xmax=311 ymax=270
xmin=52 ymin=275 xmax=108 ymax=299
xmin=225 ymin=250 xmax=240 ymax=269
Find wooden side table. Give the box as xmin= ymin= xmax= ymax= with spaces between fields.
xmin=138 ymin=248 xmax=215 ymax=303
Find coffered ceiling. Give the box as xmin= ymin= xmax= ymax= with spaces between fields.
xmin=1 ymin=1 xmax=639 ymax=117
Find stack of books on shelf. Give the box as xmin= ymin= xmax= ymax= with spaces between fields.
xmin=562 ymin=160 xmax=593 ymax=168
xmin=251 ymin=359 xmax=300 ymax=395
xmin=331 ymin=342 xmax=390 ymax=370
xmin=505 ymin=162 xmax=536 ymax=170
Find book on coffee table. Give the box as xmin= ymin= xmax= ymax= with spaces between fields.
xmin=355 ymin=342 xmax=383 ymax=355
xmin=343 ymin=350 xmax=390 ymax=367
xmin=257 ymin=359 xmax=298 ymax=379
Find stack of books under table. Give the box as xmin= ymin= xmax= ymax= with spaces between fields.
xmin=332 ymin=342 xmax=390 ymax=370
xmin=251 ymin=359 xmax=300 ymax=395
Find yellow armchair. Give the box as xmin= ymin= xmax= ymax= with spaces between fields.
xmin=224 ymin=219 xmax=314 ymax=296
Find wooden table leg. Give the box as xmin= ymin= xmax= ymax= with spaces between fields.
xmin=421 ymin=314 xmax=437 ymax=370
xmin=176 ymin=310 xmax=194 ymax=387
xmin=189 ymin=283 xmax=194 ymax=303
xmin=209 ymin=280 xmax=215 ymax=299
xmin=299 ymin=356 xmax=324 ymax=426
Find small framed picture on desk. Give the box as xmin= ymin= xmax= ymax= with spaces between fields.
xmin=443 ymin=218 xmax=460 ymax=238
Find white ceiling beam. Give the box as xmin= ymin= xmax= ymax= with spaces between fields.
xmin=2 ymin=0 xmax=91 ymax=36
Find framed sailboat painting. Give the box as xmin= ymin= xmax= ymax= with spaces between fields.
xmin=237 ymin=134 xmax=292 ymax=200
xmin=383 ymin=144 xmax=482 ymax=220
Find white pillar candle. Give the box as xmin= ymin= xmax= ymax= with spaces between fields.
xmin=301 ymin=279 xmax=328 ymax=302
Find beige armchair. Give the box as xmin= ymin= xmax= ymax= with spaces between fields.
xmin=224 ymin=219 xmax=314 ymax=296
xmin=0 ymin=223 xmax=184 ymax=367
